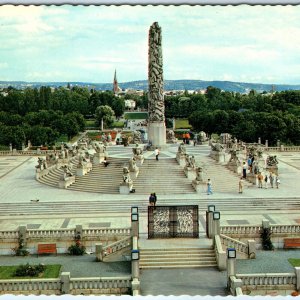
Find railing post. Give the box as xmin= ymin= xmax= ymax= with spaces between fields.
xmin=247 ymin=240 xmax=256 ymax=259
xmin=60 ymin=272 xmax=71 ymax=294
xmin=131 ymin=207 xmax=139 ymax=238
xmin=75 ymin=225 xmax=83 ymax=240
xmin=131 ymin=236 xmax=140 ymax=295
xmin=295 ymin=267 xmax=300 ymax=291
xmin=95 ymin=243 xmax=104 ymax=262
xmin=211 ymin=211 xmax=221 ymax=239
xmin=227 ymin=248 xmax=237 ymax=290
xmin=206 ymin=205 xmax=215 ymax=238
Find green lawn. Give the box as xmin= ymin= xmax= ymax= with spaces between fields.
xmin=175 ymin=119 xmax=192 ymax=129
xmin=112 ymin=121 xmax=125 ymax=128
xmin=85 ymin=119 xmax=97 ymax=127
xmin=124 ymin=112 xmax=148 ymax=120
xmin=288 ymin=258 xmax=300 ymax=267
xmin=0 ymin=264 xmax=61 ymax=279
xmin=54 ymin=134 xmax=69 ymax=147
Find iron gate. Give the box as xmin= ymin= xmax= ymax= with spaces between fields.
xmin=148 ymin=205 xmax=199 ymax=239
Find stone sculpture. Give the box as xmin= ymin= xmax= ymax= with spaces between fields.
xmin=133 ymin=131 xmax=142 ymax=144
xmin=178 ymin=143 xmax=186 ymax=155
xmin=167 ymin=129 xmax=176 ymax=143
xmin=148 ymin=22 xmax=164 ymax=123
xmin=128 ymin=157 xmax=138 ymax=172
xmin=267 ymin=155 xmax=278 ymax=167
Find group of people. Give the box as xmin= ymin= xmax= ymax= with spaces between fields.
xmin=257 ymin=172 xmax=280 ymax=189
xmin=149 ymin=193 xmax=157 ymax=207
xmin=182 ymin=132 xmax=191 ymax=144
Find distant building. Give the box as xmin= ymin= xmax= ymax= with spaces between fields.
xmin=125 ymin=99 xmax=136 ymax=110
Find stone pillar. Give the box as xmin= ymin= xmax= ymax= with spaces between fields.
xmin=60 ymin=272 xmax=71 ymax=294
xmin=21 ymin=143 xmax=25 ymax=151
xmin=172 ymin=117 xmax=176 ymax=130
xmin=101 ymin=118 xmax=104 ymax=131
xmin=75 ymin=225 xmax=83 ymax=240
xmin=9 ymin=143 xmax=12 ymax=152
xmin=265 ymin=140 xmax=268 ymax=148
xmin=131 ymin=217 xmax=139 ymax=238
xmin=258 ymin=137 xmax=261 ymax=144
xmin=207 ymin=211 xmax=214 ymax=238
xmin=147 ymin=22 xmax=166 ymax=148
xmin=262 ymin=220 xmax=270 ymax=229
xmin=132 ymin=278 xmax=140 ymax=296
xmin=247 ymin=240 xmax=256 ymax=259
xmin=211 ymin=218 xmax=220 ymax=238
xmin=295 ymin=267 xmax=300 ymax=290
xmin=95 ymin=243 xmax=103 ymax=262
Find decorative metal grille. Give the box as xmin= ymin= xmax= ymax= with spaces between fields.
xmin=148 ymin=205 xmax=199 ymax=239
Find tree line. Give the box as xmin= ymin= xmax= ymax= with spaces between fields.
xmin=164 ymin=87 xmax=300 ymax=146
xmin=0 ymin=86 xmax=125 ymax=148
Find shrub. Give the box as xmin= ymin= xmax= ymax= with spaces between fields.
xmin=68 ymin=243 xmax=86 ymax=256
xmin=15 ymin=263 xmax=45 ymax=277
xmin=260 ymin=227 xmax=274 ymax=250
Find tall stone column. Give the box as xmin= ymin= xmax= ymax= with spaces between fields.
xmin=147 ymin=22 xmax=166 ymax=148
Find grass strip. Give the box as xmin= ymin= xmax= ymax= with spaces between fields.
xmin=0 ymin=264 xmax=61 ymax=279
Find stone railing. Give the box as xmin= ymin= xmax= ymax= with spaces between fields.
xmin=221 ymin=224 xmax=300 ymax=237
xmin=214 ymin=235 xmax=226 ymax=270
xmin=228 ymin=276 xmax=243 ymax=296
xmin=82 ymin=228 xmax=131 ymax=238
xmin=27 ymin=229 xmax=75 ymax=239
xmin=0 ymin=150 xmax=56 ymax=156
xmin=102 ymin=236 xmax=132 ymax=258
xmin=0 ymin=275 xmax=132 ymax=295
xmin=0 ymin=230 xmax=19 ymax=239
xmin=220 ymin=234 xmax=248 ymax=254
xmin=236 ymin=273 xmax=296 ymax=287
xmin=265 ymin=146 xmax=300 ymax=152
xmin=70 ymin=276 xmax=131 ymax=294
xmin=0 ymin=278 xmax=61 ymax=295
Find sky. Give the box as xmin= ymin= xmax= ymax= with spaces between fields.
xmin=0 ymin=5 xmax=300 ymax=85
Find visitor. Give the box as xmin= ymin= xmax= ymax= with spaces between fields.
xmin=193 ymin=135 xmax=197 ymax=146
xmin=269 ymin=173 xmax=274 ymax=188
xmin=103 ymin=157 xmax=110 ymax=167
xmin=207 ymin=179 xmax=213 ymax=195
xmin=239 ymin=177 xmax=244 ymax=194
xmin=257 ymin=173 xmax=264 ymax=188
xmin=153 ymin=193 xmax=157 ymax=207
xmin=149 ymin=193 xmax=156 ymax=206
xmin=275 ymin=176 xmax=280 ymax=189
xmin=264 ymin=174 xmax=269 ymax=189
xmin=186 ymin=132 xmax=191 ymax=144
xmin=182 ymin=132 xmax=186 ymax=144
xmin=154 ymin=147 xmax=160 ymax=161
xmin=247 ymin=156 xmax=252 ymax=173
xmin=242 ymin=162 xmax=247 ymax=179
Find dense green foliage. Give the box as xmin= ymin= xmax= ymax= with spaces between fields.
xmin=260 ymin=227 xmax=274 ymax=251
xmin=0 ymin=87 xmax=125 ymax=148
xmin=164 ymin=87 xmax=300 ymax=146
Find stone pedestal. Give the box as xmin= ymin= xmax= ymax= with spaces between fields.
xmin=95 ymin=243 xmax=104 ymax=262
xmin=58 ymin=176 xmax=75 ymax=188
xmin=60 ymin=272 xmax=71 ymax=294
xmin=119 ymin=182 xmax=133 ymax=194
xmin=93 ymin=152 xmax=105 ymax=165
xmin=192 ymin=180 xmax=206 ymax=193
xmin=210 ymin=151 xmax=225 ymax=163
xmin=148 ymin=122 xmax=166 ymax=148
xmin=184 ymin=167 xmax=196 ymax=180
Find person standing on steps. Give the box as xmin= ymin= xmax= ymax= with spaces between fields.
xmin=207 ymin=179 xmax=213 ymax=195
xmin=258 ymin=172 xmax=264 ymax=188
xmin=242 ymin=162 xmax=247 ymax=179
xmin=239 ymin=177 xmax=244 ymax=193
xmin=275 ymin=175 xmax=280 ymax=189
xmin=154 ymin=147 xmax=160 ymax=161
xmin=153 ymin=193 xmax=157 ymax=207
xmin=149 ymin=193 xmax=155 ymax=206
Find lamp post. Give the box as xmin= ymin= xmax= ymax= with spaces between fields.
xmin=131 ymin=249 xmax=140 ymax=279
xmin=227 ymin=247 xmax=237 ymax=289
xmin=211 ymin=211 xmax=221 ymax=238
xmin=206 ymin=204 xmax=215 ymax=238
xmin=131 ymin=207 xmax=139 ymax=237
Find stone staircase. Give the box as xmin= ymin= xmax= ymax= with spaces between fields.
xmin=139 ymin=247 xmax=217 ymax=269
xmin=68 ymin=157 xmax=127 ymax=194
xmin=133 ymin=158 xmax=195 ymax=195
xmin=38 ymin=159 xmax=78 ymax=188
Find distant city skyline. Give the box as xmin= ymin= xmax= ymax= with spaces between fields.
xmin=1 ymin=5 xmax=300 ymax=85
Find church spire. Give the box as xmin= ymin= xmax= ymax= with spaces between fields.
xmin=113 ymin=69 xmax=120 ymax=94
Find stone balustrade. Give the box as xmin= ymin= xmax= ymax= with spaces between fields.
xmin=0 ymin=230 xmax=18 ymax=239
xmin=0 ymin=150 xmax=56 ymax=156
xmin=220 ymin=224 xmax=300 ymax=237
xmin=70 ymin=276 xmax=131 ymax=294
xmin=236 ymin=273 xmax=296 ymax=286
xmin=0 ymin=275 xmax=132 ymax=295
xmin=82 ymin=228 xmax=131 ymax=237
xmin=102 ymin=236 xmax=132 ymax=258
xmin=0 ymin=278 xmax=61 ymax=295
xmin=220 ymin=234 xmax=249 ymax=254
xmin=265 ymin=146 xmax=300 ymax=152
xmin=27 ymin=229 xmax=75 ymax=239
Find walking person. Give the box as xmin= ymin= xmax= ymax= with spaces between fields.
xmin=275 ymin=176 xmax=280 ymax=189
xmin=153 ymin=193 xmax=157 ymax=207
xmin=242 ymin=162 xmax=247 ymax=179
xmin=239 ymin=177 xmax=244 ymax=193
xmin=269 ymin=173 xmax=274 ymax=188
xmin=264 ymin=174 xmax=269 ymax=189
xmin=149 ymin=193 xmax=155 ymax=206
xmin=154 ymin=147 xmax=160 ymax=161
xmin=207 ymin=179 xmax=213 ymax=195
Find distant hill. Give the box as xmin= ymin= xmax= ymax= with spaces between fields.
xmin=1 ymin=79 xmax=300 ymax=93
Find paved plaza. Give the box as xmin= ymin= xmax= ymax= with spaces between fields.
xmin=0 ymin=145 xmax=299 ymax=295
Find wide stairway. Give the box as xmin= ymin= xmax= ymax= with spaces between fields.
xmin=134 ymin=158 xmax=195 ymax=195
xmin=68 ymin=158 xmax=128 ymax=194
xmin=139 ymin=247 xmax=217 ymax=269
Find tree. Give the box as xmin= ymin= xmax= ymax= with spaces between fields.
xmin=95 ymin=105 xmax=115 ymax=128
xmin=111 ymin=97 xmax=125 ymax=118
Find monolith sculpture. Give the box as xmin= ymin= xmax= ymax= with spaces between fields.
xmin=148 ymin=22 xmax=166 ymax=148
